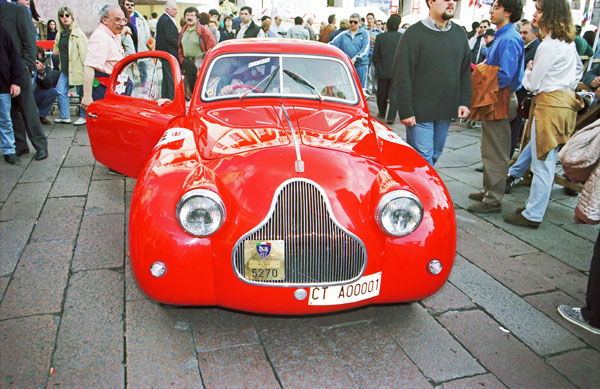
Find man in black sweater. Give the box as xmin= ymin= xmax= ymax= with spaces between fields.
xmin=33 ymin=47 xmax=60 ymax=125
xmin=0 ymin=25 xmax=23 ymax=165
xmin=392 ymin=0 xmax=471 ymax=166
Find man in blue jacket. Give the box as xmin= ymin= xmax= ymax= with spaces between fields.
xmin=468 ymin=0 xmax=524 ymax=213
xmin=330 ymin=13 xmax=370 ymax=89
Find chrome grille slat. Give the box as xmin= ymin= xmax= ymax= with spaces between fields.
xmin=232 ymin=179 xmax=367 ymax=286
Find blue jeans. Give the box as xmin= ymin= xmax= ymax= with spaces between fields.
xmin=0 ymin=93 xmax=16 ymax=155
xmin=521 ymin=118 xmax=558 ymax=222
xmin=405 ymin=120 xmax=451 ymax=166
xmin=354 ymin=63 xmax=368 ymax=89
xmin=508 ymin=141 xmax=532 ymax=178
xmin=34 ymin=87 xmax=58 ymax=118
xmin=56 ymin=72 xmax=85 ymax=119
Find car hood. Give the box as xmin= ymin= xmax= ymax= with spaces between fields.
xmin=196 ymin=104 xmax=380 ymax=160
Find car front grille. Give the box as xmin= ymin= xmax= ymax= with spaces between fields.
xmin=232 ymin=179 xmax=367 ymax=286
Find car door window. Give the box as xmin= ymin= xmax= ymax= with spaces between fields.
xmin=113 ymin=57 xmax=175 ymax=101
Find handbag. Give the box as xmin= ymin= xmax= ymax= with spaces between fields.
xmin=517 ymin=92 xmax=533 ymax=119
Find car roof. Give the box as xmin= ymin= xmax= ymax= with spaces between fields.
xmin=207 ymin=39 xmax=349 ymax=60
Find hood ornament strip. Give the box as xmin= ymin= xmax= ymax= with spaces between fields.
xmin=281 ymin=103 xmax=304 ymax=173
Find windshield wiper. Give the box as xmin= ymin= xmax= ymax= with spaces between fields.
xmin=240 ymin=65 xmax=280 ymax=100
xmin=283 ymin=69 xmax=323 ymax=102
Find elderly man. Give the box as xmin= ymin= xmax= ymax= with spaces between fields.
xmin=156 ymin=0 xmax=179 ymax=58
xmin=235 ymin=6 xmax=264 ymax=39
xmin=81 ymin=4 xmax=126 ymax=109
xmin=330 ymin=13 xmax=370 ymax=89
xmin=270 ymin=15 xmax=286 ymax=37
xmin=393 ymin=0 xmax=471 ymax=166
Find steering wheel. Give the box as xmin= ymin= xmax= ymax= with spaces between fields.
xmin=232 ymin=84 xmax=263 ymax=93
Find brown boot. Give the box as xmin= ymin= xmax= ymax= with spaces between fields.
xmin=504 ymin=213 xmax=540 ymax=229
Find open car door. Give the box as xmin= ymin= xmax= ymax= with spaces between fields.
xmin=87 ymin=51 xmax=186 ymax=178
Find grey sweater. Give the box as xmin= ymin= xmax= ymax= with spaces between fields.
xmin=393 ymin=21 xmax=472 ymax=123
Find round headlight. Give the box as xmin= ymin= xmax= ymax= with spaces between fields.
xmin=176 ymin=189 xmax=225 ymax=236
xmin=376 ymin=190 xmax=423 ymax=236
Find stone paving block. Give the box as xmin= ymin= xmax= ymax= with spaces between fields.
xmin=31 ymin=197 xmax=85 ymax=242
xmin=0 ymin=168 xmax=21 ymax=203
xmin=63 ymin=145 xmax=96 ymax=167
xmin=0 ymin=241 xmax=73 ymax=319
xmin=46 ymin=362 xmax=124 ymax=388
xmin=449 ymin=256 xmax=584 ymax=355
xmin=514 ymin=252 xmax=588 ymax=303
xmin=0 ymin=315 xmax=58 ymax=388
xmin=435 ymin=145 xmax=481 ymax=169
xmin=310 ymin=306 xmax=376 ymax=329
xmin=563 ymin=223 xmax=600 ymax=245
xmin=455 ymin=209 xmax=537 ymax=257
xmin=253 ymin=316 xmax=356 ymax=388
xmin=445 ymin=180 xmax=481 ymax=212
xmin=53 ymin=270 xmax=124 ymax=371
xmin=442 ymin=132 xmax=480 ymax=150
xmin=197 ymin=344 xmax=280 ymax=388
xmin=72 ymin=214 xmax=124 ymax=271
xmin=85 ymin=178 xmax=124 ymax=215
xmin=74 ymin=127 xmax=90 ymax=146
xmin=49 ymin=166 xmax=93 ymax=197
xmin=188 ymin=308 xmax=259 ymax=352
xmin=372 ymin=303 xmax=484 ymax=383
xmin=125 ymin=260 xmax=146 ymax=301
xmin=0 ymin=181 xmax=51 ymax=221
xmin=48 ymin=125 xmax=77 ymax=139
xmin=438 ymin=310 xmax=575 ymax=389
xmin=421 ymin=280 xmax=476 ymax=314
xmin=437 ymin=166 xmax=482 ymax=190
xmin=457 ymin=229 xmax=556 ymax=296
xmin=126 ymin=177 xmax=136 ymax=192
xmin=325 ymin=322 xmax=431 ymax=387
xmin=92 ymin=162 xmax=128 ymax=180
xmin=0 ymin=276 xmax=9 ymax=300
xmin=476 ymin=211 xmax=593 ymax=271
xmin=126 ymin=300 xmax=202 ymax=387
xmin=547 ymin=348 xmax=600 ymax=388
xmin=439 ymin=373 xmax=507 ymax=389
xmin=0 ymin=219 xmax=35 ymax=276
xmin=18 ymin=138 xmax=70 ymax=183
xmin=524 ymin=291 xmax=600 ymax=352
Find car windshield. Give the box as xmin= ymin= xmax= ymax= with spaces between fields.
xmin=201 ymin=54 xmax=358 ymax=103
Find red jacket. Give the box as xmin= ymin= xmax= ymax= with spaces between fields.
xmin=177 ymin=23 xmax=216 ymax=63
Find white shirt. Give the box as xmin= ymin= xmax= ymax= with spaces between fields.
xmin=523 ymin=36 xmax=583 ymax=94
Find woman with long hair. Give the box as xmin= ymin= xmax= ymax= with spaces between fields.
xmin=219 ymin=15 xmax=235 ymax=42
xmin=504 ymin=0 xmax=584 ymax=228
xmin=46 ymin=19 xmax=58 ymax=41
xmin=53 ymin=6 xmax=88 ymax=126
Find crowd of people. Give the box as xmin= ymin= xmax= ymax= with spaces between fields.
xmin=0 ymin=0 xmax=598 ymax=335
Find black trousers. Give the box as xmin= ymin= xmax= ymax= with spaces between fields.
xmin=509 ymin=115 xmax=523 ymax=159
xmin=376 ymin=78 xmax=392 ymax=117
xmin=12 ymin=68 xmax=47 ymax=153
xmin=181 ymin=58 xmax=198 ymax=97
xmin=582 ymin=229 xmax=600 ymax=327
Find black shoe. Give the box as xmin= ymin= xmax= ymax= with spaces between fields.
xmin=40 ymin=117 xmax=51 ymax=125
xmin=475 ymin=166 xmax=483 ymax=172
xmin=505 ymin=174 xmax=519 ymax=194
xmin=4 ymin=153 xmax=21 ymax=165
xmin=387 ymin=120 xmax=394 ymax=125
xmin=16 ymin=148 xmax=30 ymax=157
xmin=34 ymin=149 xmax=48 ymax=161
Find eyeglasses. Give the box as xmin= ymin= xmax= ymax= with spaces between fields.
xmin=61 ymin=13 xmax=70 ymax=18
xmin=349 ymin=20 xmax=359 ymax=24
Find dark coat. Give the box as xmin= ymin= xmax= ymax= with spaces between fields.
xmin=0 ymin=0 xmax=36 ymax=69
xmin=524 ymin=38 xmax=540 ymax=65
xmin=35 ymin=67 xmax=60 ymax=90
xmin=0 ymin=25 xmax=23 ymax=93
xmin=155 ymin=13 xmax=179 ymax=59
xmin=372 ymin=30 xmax=403 ymax=79
xmin=235 ymin=21 xmax=261 ymax=38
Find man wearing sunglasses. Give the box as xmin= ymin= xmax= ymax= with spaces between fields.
xmin=122 ymin=0 xmax=152 ymax=52
xmin=392 ymin=0 xmax=471 ymax=166
xmin=330 ymin=13 xmax=370 ymax=89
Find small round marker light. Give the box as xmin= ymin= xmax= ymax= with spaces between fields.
xmin=150 ymin=262 xmax=167 ymax=278
xmin=294 ymin=289 xmax=308 ymax=301
xmin=427 ymin=259 xmax=443 ymax=275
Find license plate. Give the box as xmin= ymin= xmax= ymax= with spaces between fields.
xmin=244 ymin=240 xmax=285 ymax=281
xmin=308 ymin=272 xmax=382 ymax=306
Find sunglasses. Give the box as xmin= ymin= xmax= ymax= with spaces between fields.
xmin=349 ymin=20 xmax=359 ymax=24
xmin=125 ymin=2 xmax=135 ymax=6
xmin=61 ymin=13 xmax=70 ymax=18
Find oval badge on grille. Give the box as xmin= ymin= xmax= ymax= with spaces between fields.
xmin=232 ymin=178 xmax=367 ymax=287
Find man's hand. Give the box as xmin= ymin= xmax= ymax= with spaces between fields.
xmin=123 ymin=25 xmax=132 ymax=35
xmin=591 ymin=76 xmax=600 ymax=89
xmin=35 ymin=60 xmax=45 ymax=74
xmin=458 ymin=106 xmax=470 ymax=119
xmin=81 ymin=95 xmax=93 ymax=110
xmin=400 ymin=116 xmax=416 ymax=127
xmin=10 ymin=84 xmax=20 ymax=98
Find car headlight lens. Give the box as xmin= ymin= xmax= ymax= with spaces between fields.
xmin=176 ymin=189 xmax=225 ymax=236
xmin=376 ymin=190 xmax=423 ymax=236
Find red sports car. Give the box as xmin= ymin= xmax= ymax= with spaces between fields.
xmin=87 ymin=39 xmax=456 ymax=314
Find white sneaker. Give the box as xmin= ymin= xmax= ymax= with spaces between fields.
xmin=54 ymin=117 xmax=72 ymax=124
xmin=73 ymin=118 xmax=87 ymax=126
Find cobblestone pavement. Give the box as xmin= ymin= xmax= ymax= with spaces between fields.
xmin=1 ymin=99 xmax=599 ymax=388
